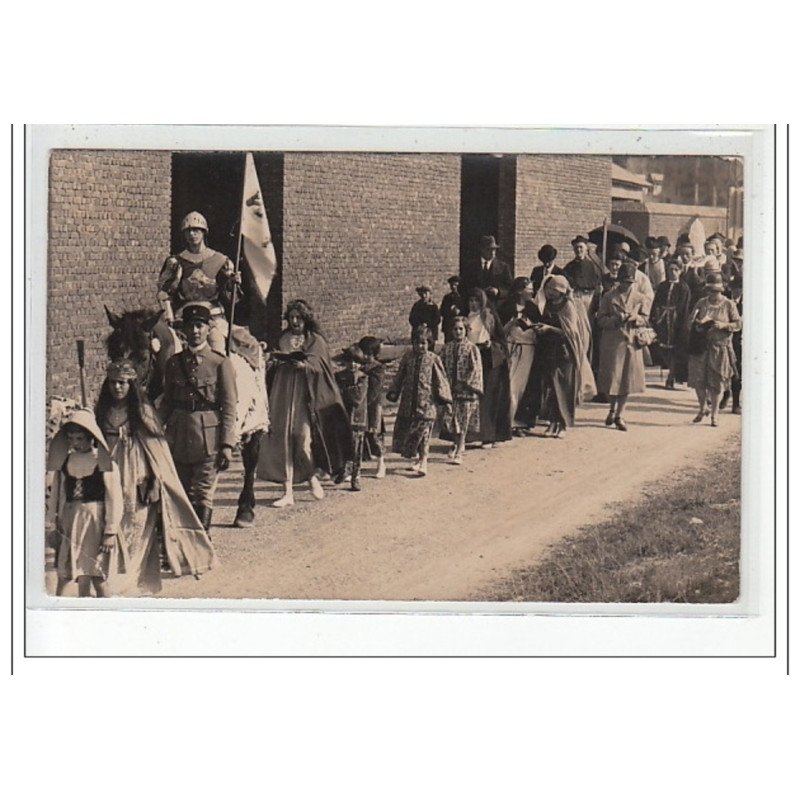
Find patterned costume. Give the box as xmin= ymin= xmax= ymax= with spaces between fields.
xmin=440 ymin=339 xmax=483 ymax=438
xmin=389 ymin=349 xmax=452 ymax=459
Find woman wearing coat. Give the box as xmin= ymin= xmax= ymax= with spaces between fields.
xmin=596 ymin=261 xmax=650 ymax=431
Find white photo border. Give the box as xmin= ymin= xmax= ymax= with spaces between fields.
xmin=24 ymin=124 xmax=777 ymax=656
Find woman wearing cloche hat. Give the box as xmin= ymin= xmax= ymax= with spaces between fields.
xmin=686 ymin=272 xmax=742 ymax=426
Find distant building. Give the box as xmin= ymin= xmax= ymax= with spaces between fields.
xmin=612 ymin=155 xmax=743 ymax=243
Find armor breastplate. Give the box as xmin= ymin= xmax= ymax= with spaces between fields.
xmin=176 ymin=250 xmax=229 ymax=303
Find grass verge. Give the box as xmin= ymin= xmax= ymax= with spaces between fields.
xmin=482 ymin=434 xmax=741 ymax=603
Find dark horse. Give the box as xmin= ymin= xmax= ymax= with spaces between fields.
xmin=104 ymin=306 xmax=267 ymax=528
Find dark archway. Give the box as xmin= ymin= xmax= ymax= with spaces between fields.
xmin=171 ymin=152 xmax=284 ymax=345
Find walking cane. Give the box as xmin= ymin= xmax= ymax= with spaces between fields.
xmin=76 ymin=339 xmax=87 ymax=407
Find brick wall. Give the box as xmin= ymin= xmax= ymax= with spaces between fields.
xmin=282 ymin=153 xmax=461 ymax=349
xmin=514 ymin=155 xmax=612 ymax=275
xmin=47 ymin=150 xmax=172 ymax=402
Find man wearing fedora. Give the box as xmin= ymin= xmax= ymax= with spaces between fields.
xmin=563 ymin=235 xmax=603 ymax=318
xmin=160 ymin=301 xmax=237 ymax=533
xmin=409 ymin=285 xmax=441 ymax=349
xmin=474 ymin=235 xmax=514 ymax=306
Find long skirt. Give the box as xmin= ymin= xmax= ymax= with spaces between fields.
xmin=597 ymin=329 xmax=645 ymax=396
xmin=56 ymin=501 xmax=127 ymax=582
xmin=507 ymin=335 xmax=536 ymax=427
xmin=392 ymin=416 xmax=434 ymax=459
xmin=111 ymin=502 xmax=162 ymax=595
xmin=688 ymin=340 xmax=738 ymax=395
xmin=470 ymin=348 xmax=511 ymax=443
xmin=440 ymin=396 xmax=480 ymax=439
xmin=258 ymin=369 xmax=315 ymax=484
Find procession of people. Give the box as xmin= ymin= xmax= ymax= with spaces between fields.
xmin=46 ymin=212 xmax=744 ymax=597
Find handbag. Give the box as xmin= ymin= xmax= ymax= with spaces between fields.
xmin=687 ymin=320 xmax=713 ymax=355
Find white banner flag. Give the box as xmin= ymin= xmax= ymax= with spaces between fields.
xmin=239 ymin=152 xmax=277 ymax=303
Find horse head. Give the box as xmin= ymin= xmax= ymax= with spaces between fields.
xmin=104 ymin=306 xmax=177 ymax=399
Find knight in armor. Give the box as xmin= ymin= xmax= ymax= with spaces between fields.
xmin=158 ymin=211 xmax=241 ymax=352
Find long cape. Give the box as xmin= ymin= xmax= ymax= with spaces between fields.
xmin=553 ymin=295 xmax=596 ymax=403
xmin=137 ymin=432 xmax=216 ymax=577
xmin=302 ymin=332 xmax=354 ymax=474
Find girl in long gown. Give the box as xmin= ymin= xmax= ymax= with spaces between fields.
xmin=687 ymin=273 xmax=742 ymax=426
xmin=440 ymin=316 xmax=483 ymax=465
xmin=465 ymin=288 xmax=512 ymax=447
xmin=95 ymin=360 xmax=215 ymax=594
xmin=258 ymin=299 xmax=352 ymax=506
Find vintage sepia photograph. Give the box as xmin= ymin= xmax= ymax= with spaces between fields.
xmin=27 ymin=126 xmax=769 ymax=617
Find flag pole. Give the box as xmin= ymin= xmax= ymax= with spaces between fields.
xmin=601 ymin=216 xmax=608 ymax=266
xmin=226 ymin=154 xmax=247 ymax=356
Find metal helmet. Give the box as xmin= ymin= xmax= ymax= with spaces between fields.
xmin=181 ymin=211 xmax=208 ymax=232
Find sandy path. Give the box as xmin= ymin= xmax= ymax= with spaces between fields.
xmin=156 ymin=370 xmax=741 ymax=601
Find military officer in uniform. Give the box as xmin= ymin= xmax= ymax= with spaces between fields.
xmin=160 ymin=302 xmax=237 ymax=532
xmin=158 ymin=211 xmax=241 ymax=353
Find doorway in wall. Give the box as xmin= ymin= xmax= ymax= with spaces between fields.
xmin=171 ymin=152 xmax=284 ymax=345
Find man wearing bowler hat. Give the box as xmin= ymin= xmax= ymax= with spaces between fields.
xmin=475 ymin=234 xmax=514 ymax=305
xmin=160 ymin=301 xmax=237 ymax=533
xmin=440 ymin=275 xmax=468 ymax=342
xmin=563 ymin=235 xmax=603 ymax=317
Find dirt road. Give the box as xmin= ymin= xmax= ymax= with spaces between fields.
xmin=156 ymin=370 xmax=741 ymax=601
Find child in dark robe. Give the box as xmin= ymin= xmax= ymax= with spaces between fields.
xmin=334 ymin=346 xmax=369 ymax=491
xmin=358 ymin=335 xmax=387 ymax=479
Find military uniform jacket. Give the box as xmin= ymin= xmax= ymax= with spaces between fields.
xmin=161 ymin=345 xmax=237 ymax=463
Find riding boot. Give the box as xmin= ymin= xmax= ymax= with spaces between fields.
xmin=193 ymin=504 xmax=211 ymax=536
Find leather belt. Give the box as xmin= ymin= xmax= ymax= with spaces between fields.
xmin=173 ymin=399 xmax=220 ymax=412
